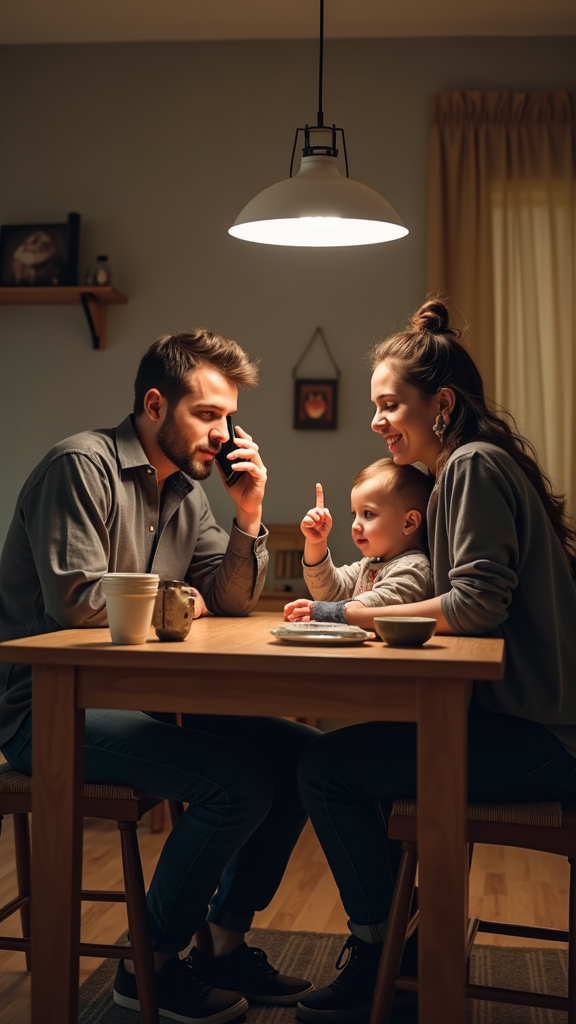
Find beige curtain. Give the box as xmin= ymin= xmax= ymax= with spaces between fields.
xmin=427 ymin=91 xmax=576 ymax=511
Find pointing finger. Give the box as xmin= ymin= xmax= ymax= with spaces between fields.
xmin=316 ymin=483 xmax=324 ymax=509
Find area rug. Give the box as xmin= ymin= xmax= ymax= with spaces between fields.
xmin=78 ymin=928 xmax=569 ymax=1023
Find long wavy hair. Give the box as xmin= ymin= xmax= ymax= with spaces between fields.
xmin=371 ymin=300 xmax=576 ymax=575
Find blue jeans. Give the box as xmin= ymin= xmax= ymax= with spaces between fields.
xmin=297 ymin=708 xmax=576 ymax=944
xmin=2 ymin=709 xmax=318 ymax=954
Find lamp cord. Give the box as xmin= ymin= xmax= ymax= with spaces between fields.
xmin=317 ymin=0 xmax=324 ymax=127
xmin=290 ymin=0 xmax=351 ymax=177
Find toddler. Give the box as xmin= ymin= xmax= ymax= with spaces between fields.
xmin=284 ymin=458 xmax=434 ymax=624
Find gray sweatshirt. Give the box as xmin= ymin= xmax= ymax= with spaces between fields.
xmin=303 ymin=549 xmax=432 ymax=606
xmin=429 ymin=441 xmax=576 ymax=755
xmin=0 ymin=415 xmax=269 ymax=748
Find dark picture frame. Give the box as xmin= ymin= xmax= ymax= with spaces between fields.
xmin=294 ymin=378 xmax=338 ymax=430
xmin=0 ymin=212 xmax=80 ymax=287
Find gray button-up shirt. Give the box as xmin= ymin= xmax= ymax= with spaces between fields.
xmin=0 ymin=415 xmax=268 ymax=747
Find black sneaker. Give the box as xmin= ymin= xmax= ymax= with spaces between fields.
xmin=189 ymin=942 xmax=314 ymax=1005
xmin=296 ymin=936 xmax=382 ymax=1023
xmin=113 ymin=957 xmax=248 ymax=1024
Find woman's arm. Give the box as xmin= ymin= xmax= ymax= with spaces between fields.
xmin=285 ymin=593 xmax=453 ymax=631
xmin=347 ymin=454 xmax=518 ymax=636
xmin=350 ymin=451 xmax=518 ymax=637
xmin=344 ymin=595 xmax=454 ymax=633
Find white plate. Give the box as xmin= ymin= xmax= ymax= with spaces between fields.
xmin=271 ymin=624 xmax=375 ymax=645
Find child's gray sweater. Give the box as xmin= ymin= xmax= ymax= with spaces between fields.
xmin=303 ymin=548 xmax=432 ymax=607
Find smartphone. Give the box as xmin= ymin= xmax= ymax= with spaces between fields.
xmin=215 ymin=415 xmax=243 ymax=487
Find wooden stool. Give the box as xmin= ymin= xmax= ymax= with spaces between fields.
xmin=371 ymin=799 xmax=576 ymax=1024
xmin=0 ymin=762 xmax=163 ymax=1024
xmin=148 ymin=798 xmax=185 ymax=832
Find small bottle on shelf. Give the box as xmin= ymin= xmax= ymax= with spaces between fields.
xmin=94 ymin=255 xmax=111 ymax=286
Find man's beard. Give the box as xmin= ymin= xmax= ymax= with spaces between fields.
xmin=156 ymin=409 xmax=220 ymax=480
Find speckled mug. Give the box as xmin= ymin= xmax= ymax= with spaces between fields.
xmin=152 ymin=580 xmax=196 ymax=641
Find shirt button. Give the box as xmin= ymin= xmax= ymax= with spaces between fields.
xmin=147 ymin=467 xmax=154 ymax=474
xmin=149 ymin=525 xmax=155 ymax=532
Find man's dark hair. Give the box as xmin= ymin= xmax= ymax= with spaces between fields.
xmin=134 ymin=329 xmax=259 ymax=415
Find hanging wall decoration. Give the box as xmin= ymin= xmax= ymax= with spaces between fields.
xmin=293 ymin=327 xmax=340 ymax=430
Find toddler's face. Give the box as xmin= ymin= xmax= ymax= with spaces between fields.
xmin=350 ymin=480 xmax=413 ymax=561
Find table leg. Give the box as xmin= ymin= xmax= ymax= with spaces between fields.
xmin=31 ymin=664 xmax=85 ymax=1024
xmin=416 ymin=677 xmax=471 ymax=1024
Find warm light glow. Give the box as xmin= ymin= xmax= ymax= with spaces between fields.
xmin=229 ymin=155 xmax=408 ymax=248
xmin=229 ymin=0 xmax=408 ymax=249
xmin=228 ymin=216 xmax=409 ymax=248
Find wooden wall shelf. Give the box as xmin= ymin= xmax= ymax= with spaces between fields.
xmin=0 ymin=286 xmax=128 ymax=350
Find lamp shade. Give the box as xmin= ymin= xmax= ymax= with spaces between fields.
xmin=228 ymin=155 xmax=408 ymax=248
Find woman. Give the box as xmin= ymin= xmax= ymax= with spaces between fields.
xmin=295 ymin=300 xmax=576 ymax=1024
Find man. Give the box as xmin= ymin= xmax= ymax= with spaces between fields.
xmin=0 ymin=329 xmax=316 ymax=1023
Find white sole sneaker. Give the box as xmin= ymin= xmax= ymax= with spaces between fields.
xmin=242 ymin=982 xmax=314 ymax=1005
xmin=113 ymin=989 xmax=249 ymax=1024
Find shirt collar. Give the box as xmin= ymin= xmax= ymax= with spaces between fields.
xmin=115 ymin=415 xmax=152 ymax=469
xmin=114 ymin=414 xmax=194 ymax=496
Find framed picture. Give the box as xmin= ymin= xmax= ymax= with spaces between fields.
xmin=0 ymin=212 xmax=80 ymax=287
xmin=294 ymin=378 xmax=338 ymax=430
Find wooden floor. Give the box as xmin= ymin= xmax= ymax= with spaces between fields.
xmin=0 ymin=809 xmax=570 ymax=1024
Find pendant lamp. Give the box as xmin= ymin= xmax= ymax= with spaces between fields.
xmin=228 ymin=0 xmax=408 ymax=248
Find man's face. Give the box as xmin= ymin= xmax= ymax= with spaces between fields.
xmin=155 ymin=365 xmax=238 ymax=480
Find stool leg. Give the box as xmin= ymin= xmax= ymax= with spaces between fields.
xmin=370 ymin=842 xmax=418 ymax=1024
xmin=465 ymin=843 xmax=474 ymax=983
xmin=148 ymin=802 xmax=165 ymax=834
xmin=119 ymin=822 xmax=159 ymax=1024
xmin=13 ymin=813 xmax=32 ymax=972
xmin=568 ymin=856 xmax=576 ymax=1024
xmin=170 ymin=714 xmax=185 ymax=825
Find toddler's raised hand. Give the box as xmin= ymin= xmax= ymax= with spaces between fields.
xmin=301 ymin=483 xmax=333 ymax=544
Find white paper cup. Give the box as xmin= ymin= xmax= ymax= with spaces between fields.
xmin=102 ymin=573 xmax=160 ymax=592
xmin=102 ymin=574 xmax=159 ymax=644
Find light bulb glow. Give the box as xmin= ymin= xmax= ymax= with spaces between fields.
xmin=228 ymin=216 xmax=408 ymax=248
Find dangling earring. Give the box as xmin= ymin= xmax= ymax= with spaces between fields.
xmin=432 ymin=414 xmax=447 ymax=443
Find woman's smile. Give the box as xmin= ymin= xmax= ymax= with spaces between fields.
xmin=384 ymin=433 xmax=402 ymax=452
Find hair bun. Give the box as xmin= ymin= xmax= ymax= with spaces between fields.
xmin=411 ymin=300 xmax=450 ymax=335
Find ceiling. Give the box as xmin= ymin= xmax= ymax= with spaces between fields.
xmin=2 ymin=0 xmax=575 ymax=45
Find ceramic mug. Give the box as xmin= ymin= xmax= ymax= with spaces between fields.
xmin=152 ymin=580 xmax=196 ymax=641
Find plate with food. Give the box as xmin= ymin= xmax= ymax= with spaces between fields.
xmin=270 ymin=623 xmax=375 ymax=645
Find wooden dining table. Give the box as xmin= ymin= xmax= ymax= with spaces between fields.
xmin=0 ymin=612 xmax=504 ymax=1024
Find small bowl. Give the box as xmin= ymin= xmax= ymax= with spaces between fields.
xmin=373 ymin=617 xmax=437 ymax=647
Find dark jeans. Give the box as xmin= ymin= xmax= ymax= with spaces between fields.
xmin=1 ymin=709 xmax=318 ymax=954
xmin=297 ymin=707 xmax=576 ymax=943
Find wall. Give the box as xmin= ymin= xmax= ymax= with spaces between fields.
xmin=1 ymin=37 xmax=575 ymax=565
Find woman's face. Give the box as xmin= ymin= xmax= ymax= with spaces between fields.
xmin=370 ymin=359 xmax=443 ymax=473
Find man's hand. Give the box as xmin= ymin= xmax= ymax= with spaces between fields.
xmin=189 ymin=589 xmax=209 ymax=618
xmin=301 ymin=483 xmax=332 ymax=543
xmin=284 ymin=598 xmax=314 ymax=622
xmin=219 ymin=425 xmax=267 ymax=536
